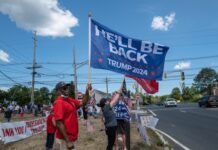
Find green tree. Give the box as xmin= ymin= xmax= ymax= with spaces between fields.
xmin=189 ymin=86 xmax=201 ymax=102
xmin=0 ymin=89 xmax=9 ymax=103
xmin=194 ymin=68 xmax=218 ymax=95
xmin=39 ymin=87 xmax=50 ymax=104
xmin=50 ymin=88 xmax=57 ymax=104
xmin=182 ymin=87 xmax=192 ymax=101
xmin=7 ymin=85 xmax=31 ymax=106
xmin=159 ymin=95 xmax=169 ymax=101
xmin=34 ymin=90 xmax=43 ymax=105
xmin=170 ymin=87 xmax=181 ymax=100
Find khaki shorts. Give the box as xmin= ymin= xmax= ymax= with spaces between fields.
xmin=56 ymin=138 xmax=76 ymax=150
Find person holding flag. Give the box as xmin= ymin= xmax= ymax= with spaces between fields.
xmin=114 ymin=79 xmax=131 ymax=150
xmin=97 ymin=81 xmax=124 ymax=150
xmin=53 ymin=81 xmax=91 ymax=150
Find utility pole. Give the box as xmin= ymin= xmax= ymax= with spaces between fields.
xmin=180 ymin=70 xmax=185 ymax=95
xmin=31 ymin=31 xmax=37 ymax=105
xmin=106 ymin=77 xmax=109 ymax=95
xmin=73 ymin=48 xmax=78 ymax=99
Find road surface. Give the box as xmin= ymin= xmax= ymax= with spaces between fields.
xmin=145 ymin=103 xmax=218 ymax=150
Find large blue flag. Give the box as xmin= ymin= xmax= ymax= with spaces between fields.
xmin=90 ymin=19 xmax=169 ymax=80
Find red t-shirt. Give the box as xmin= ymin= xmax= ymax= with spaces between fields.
xmin=47 ymin=114 xmax=56 ymax=134
xmin=54 ymin=96 xmax=81 ymax=141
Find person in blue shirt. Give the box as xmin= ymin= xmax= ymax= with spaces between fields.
xmin=113 ymin=94 xmax=131 ymax=150
xmin=97 ymin=83 xmax=123 ymax=150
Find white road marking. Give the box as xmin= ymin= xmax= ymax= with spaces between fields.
xmin=148 ymin=109 xmax=157 ymax=116
xmin=155 ymin=128 xmax=190 ymax=150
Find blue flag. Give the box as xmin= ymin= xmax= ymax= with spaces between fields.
xmin=90 ymin=19 xmax=169 ymax=80
xmin=113 ymin=100 xmax=130 ymax=121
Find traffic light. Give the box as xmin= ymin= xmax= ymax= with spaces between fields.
xmin=181 ymin=71 xmax=185 ymax=81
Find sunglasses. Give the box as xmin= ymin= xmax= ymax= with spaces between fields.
xmin=62 ymin=86 xmax=69 ymax=90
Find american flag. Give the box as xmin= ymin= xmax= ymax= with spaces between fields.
xmin=88 ymin=92 xmax=96 ymax=106
xmin=126 ymin=75 xmax=159 ymax=94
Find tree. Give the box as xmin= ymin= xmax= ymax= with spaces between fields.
xmin=50 ymin=88 xmax=57 ymax=104
xmin=34 ymin=90 xmax=43 ymax=105
xmin=194 ymin=68 xmax=218 ymax=95
xmin=182 ymin=87 xmax=191 ymax=101
xmin=159 ymin=95 xmax=169 ymax=101
xmin=0 ymin=89 xmax=9 ymax=103
xmin=39 ymin=87 xmax=50 ymax=104
xmin=189 ymin=86 xmax=201 ymax=102
xmin=170 ymin=87 xmax=181 ymax=100
xmin=7 ymin=85 xmax=31 ymax=106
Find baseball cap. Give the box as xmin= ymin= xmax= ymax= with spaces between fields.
xmin=55 ymin=81 xmax=70 ymax=90
xmin=97 ymin=98 xmax=108 ymax=108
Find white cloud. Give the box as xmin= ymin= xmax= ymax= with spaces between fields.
xmin=151 ymin=12 xmax=176 ymax=31
xmin=0 ymin=50 xmax=10 ymax=63
xmin=174 ymin=61 xmax=191 ymax=70
xmin=0 ymin=0 xmax=78 ymax=37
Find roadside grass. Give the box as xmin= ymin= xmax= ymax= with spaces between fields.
xmin=0 ymin=114 xmax=168 ymax=150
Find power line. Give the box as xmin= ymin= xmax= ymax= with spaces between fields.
xmin=0 ymin=70 xmax=21 ymax=85
xmin=0 ymin=39 xmax=32 ymax=63
xmin=165 ymin=65 xmax=218 ymax=73
xmin=166 ymin=55 xmax=218 ymax=62
xmin=1 ymin=54 xmax=218 ymax=66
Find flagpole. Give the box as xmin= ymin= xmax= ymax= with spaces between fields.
xmin=88 ymin=12 xmax=92 ymax=84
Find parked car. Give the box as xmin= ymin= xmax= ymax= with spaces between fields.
xmin=156 ymin=101 xmax=164 ymax=106
xmin=198 ymin=95 xmax=218 ymax=107
xmin=164 ymin=98 xmax=177 ymax=107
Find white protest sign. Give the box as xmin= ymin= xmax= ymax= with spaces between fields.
xmin=137 ymin=124 xmax=149 ymax=144
xmin=0 ymin=117 xmax=47 ymax=143
xmin=25 ymin=117 xmax=47 ymax=135
xmin=0 ymin=121 xmax=31 ymax=143
xmin=147 ymin=117 xmax=159 ymax=129
xmin=140 ymin=115 xmax=159 ymax=128
xmin=140 ymin=115 xmax=152 ymax=126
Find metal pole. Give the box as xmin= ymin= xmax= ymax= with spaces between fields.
xmin=73 ymin=47 xmax=78 ymax=99
xmin=88 ymin=13 xmax=92 ymax=83
xmin=106 ymin=77 xmax=108 ymax=95
xmin=31 ymin=31 xmax=37 ymax=104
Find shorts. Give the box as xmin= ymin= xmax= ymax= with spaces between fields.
xmin=117 ymin=120 xmax=126 ymax=134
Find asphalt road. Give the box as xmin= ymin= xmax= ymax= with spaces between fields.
xmin=145 ymin=103 xmax=218 ymax=150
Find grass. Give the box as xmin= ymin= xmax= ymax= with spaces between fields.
xmin=0 ymin=114 xmax=166 ymax=150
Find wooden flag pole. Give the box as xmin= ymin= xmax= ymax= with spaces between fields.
xmin=88 ymin=12 xmax=92 ymax=84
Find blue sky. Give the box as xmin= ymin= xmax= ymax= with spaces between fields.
xmin=0 ymin=0 xmax=218 ymax=96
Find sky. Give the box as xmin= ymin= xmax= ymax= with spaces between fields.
xmin=0 ymin=0 xmax=218 ymax=96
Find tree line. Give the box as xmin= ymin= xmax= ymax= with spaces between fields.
xmin=142 ymin=68 xmax=218 ymax=104
xmin=0 ymin=82 xmax=75 ymax=106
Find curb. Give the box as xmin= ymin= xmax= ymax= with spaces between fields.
xmin=148 ymin=127 xmax=170 ymax=150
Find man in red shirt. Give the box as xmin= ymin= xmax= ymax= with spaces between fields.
xmin=46 ymin=108 xmax=56 ymax=150
xmin=54 ymin=81 xmax=91 ymax=150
